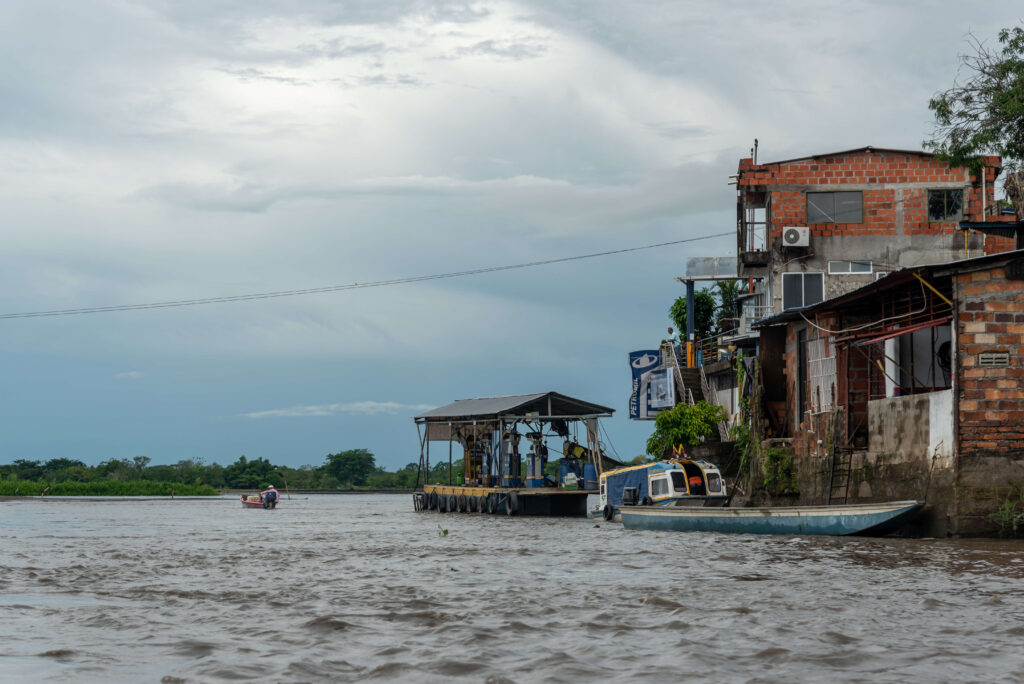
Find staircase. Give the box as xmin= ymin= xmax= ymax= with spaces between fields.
xmin=660 ymin=342 xmax=730 ymax=446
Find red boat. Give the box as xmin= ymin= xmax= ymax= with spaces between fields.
xmin=240 ymin=495 xmax=277 ymax=509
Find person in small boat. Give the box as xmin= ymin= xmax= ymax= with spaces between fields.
xmin=260 ymin=484 xmax=279 ymax=509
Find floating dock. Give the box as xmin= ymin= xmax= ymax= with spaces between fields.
xmin=414 ymin=484 xmax=592 ymax=516
xmin=412 ymin=391 xmax=615 ymax=517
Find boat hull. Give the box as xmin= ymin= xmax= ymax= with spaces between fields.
xmin=240 ymin=498 xmax=276 ymax=509
xmin=619 ymin=500 xmax=924 ymax=536
xmin=591 ymin=495 xmax=731 ymax=522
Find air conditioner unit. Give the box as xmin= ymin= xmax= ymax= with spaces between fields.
xmin=783 ymin=226 xmax=810 ymax=247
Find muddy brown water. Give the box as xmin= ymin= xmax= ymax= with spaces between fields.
xmin=2 ymin=494 xmax=1023 ymax=682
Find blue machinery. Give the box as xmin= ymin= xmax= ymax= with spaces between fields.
xmin=412 ymin=392 xmax=615 ymax=517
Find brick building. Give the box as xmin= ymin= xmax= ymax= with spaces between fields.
xmin=735 ymin=146 xmax=1014 ymax=322
xmin=751 ymin=250 xmax=1024 ymax=536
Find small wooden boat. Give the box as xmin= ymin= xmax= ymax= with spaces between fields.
xmin=240 ymin=495 xmax=276 ymax=509
xmin=593 ymin=458 xmax=729 ymax=522
xmin=619 ymin=500 xmax=925 ymax=536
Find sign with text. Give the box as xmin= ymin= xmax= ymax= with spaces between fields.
xmin=629 ymin=350 xmax=673 ymax=420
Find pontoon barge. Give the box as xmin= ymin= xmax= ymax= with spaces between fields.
xmin=411 ymin=392 xmax=615 ymax=516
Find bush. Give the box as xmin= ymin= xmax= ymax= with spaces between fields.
xmin=646 ymin=401 xmax=727 ymax=458
xmin=990 ymin=488 xmax=1024 ymax=537
xmin=763 ymin=448 xmax=798 ymax=495
xmin=0 ymin=479 xmax=218 ymax=496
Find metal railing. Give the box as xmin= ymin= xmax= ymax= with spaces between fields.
xmin=699 ymin=364 xmax=731 ymax=442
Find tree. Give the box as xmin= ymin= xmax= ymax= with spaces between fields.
xmin=670 ymin=289 xmax=716 ymax=341
xmin=223 ymin=456 xmax=280 ymax=489
xmin=323 ymin=449 xmax=377 ymax=488
xmin=10 ymin=459 xmax=43 ymax=480
xmin=645 ymin=401 xmax=728 ymax=458
xmin=925 ymin=25 xmax=1024 ymax=220
xmin=713 ymin=280 xmax=743 ymax=334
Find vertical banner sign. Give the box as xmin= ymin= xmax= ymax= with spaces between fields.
xmin=648 ymin=368 xmax=675 ymax=410
xmin=628 ymin=350 xmax=661 ymax=419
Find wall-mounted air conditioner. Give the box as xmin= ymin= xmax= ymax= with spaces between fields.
xmin=782 ymin=226 xmax=810 ymax=247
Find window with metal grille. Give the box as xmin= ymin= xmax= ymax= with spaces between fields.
xmin=928 ymin=189 xmax=963 ymax=221
xmin=979 ymin=351 xmax=1010 ymax=367
xmin=807 ymin=335 xmax=837 ymax=414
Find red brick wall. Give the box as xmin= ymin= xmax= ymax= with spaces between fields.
xmin=738 ymin=150 xmax=1009 ymax=248
xmin=957 ymin=268 xmax=1024 ymax=454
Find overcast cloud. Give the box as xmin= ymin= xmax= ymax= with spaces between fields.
xmin=1 ymin=1 xmax=1020 ymax=468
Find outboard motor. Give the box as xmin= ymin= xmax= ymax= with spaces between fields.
xmin=622 ymin=487 xmax=639 ymax=506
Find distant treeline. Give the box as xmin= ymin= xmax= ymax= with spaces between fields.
xmin=0 ymin=450 xmax=458 ymax=496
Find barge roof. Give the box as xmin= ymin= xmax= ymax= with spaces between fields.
xmin=415 ymin=391 xmax=614 ymax=422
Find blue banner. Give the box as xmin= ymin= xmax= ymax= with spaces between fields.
xmin=628 ymin=350 xmax=660 ymax=419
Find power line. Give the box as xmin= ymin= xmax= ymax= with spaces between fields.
xmin=0 ymin=231 xmax=733 ymax=319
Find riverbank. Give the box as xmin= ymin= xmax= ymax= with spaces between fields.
xmin=0 ymin=481 xmax=219 ymax=496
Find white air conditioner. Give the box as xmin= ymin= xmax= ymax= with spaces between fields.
xmin=782 ymin=226 xmax=810 ymax=247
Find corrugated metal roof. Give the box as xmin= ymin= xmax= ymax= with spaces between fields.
xmin=415 ymin=392 xmax=614 ymax=421
xmin=752 ymin=248 xmax=1024 ymax=328
xmin=753 ymin=146 xmax=935 ymax=168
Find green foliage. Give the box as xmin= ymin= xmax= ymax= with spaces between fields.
xmin=763 ymin=447 xmax=798 ymax=495
xmin=731 ymin=420 xmax=754 ymax=476
xmin=646 ymin=401 xmax=727 ymax=457
xmin=670 ymin=289 xmax=717 ymax=340
xmin=713 ymin=280 xmax=742 ymax=334
xmin=223 ymin=456 xmax=281 ymax=489
xmin=437 ymin=525 xmax=449 ymax=537
xmin=628 ymin=454 xmax=653 ymax=465
xmin=428 ymin=458 xmax=463 ymax=485
xmin=670 ymin=281 xmax=744 ymax=342
xmin=0 ymin=480 xmax=217 ymax=496
xmin=731 ymin=354 xmax=756 ymax=478
xmin=989 ymin=487 xmax=1024 ymax=537
xmin=323 ymin=449 xmax=377 ymax=488
xmin=925 ymin=25 xmax=1024 ymax=174
xmin=0 ymin=447 xmax=427 ymax=494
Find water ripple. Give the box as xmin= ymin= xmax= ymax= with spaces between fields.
xmin=1 ymin=495 xmax=1023 ymax=681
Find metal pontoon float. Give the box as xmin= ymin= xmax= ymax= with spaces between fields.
xmin=411 ymin=392 xmax=615 ymax=517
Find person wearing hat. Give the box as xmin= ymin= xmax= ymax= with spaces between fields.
xmin=260 ymin=484 xmax=279 ymax=509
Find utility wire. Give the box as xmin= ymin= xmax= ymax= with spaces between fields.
xmin=0 ymin=231 xmax=733 ymax=319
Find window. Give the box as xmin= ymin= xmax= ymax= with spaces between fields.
xmin=706 ymin=473 xmax=722 ymax=493
xmin=670 ymin=471 xmax=687 ymax=492
xmin=651 ymin=478 xmax=668 ymax=497
xmin=828 ymin=260 xmax=872 ymax=274
xmin=782 ymin=272 xmax=824 ymax=310
xmin=928 ymin=189 xmax=963 ymax=221
xmin=807 ymin=191 xmax=863 ymax=224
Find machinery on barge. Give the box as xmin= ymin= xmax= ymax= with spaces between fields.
xmin=411 ymin=392 xmax=615 ymax=517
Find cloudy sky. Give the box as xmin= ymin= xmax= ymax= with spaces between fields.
xmin=1 ymin=1 xmax=1019 ymax=470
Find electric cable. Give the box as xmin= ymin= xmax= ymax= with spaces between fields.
xmin=0 ymin=231 xmax=733 ymax=319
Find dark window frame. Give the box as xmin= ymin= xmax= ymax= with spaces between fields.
xmin=806 ymin=191 xmax=863 ymax=224
xmin=782 ymin=272 xmax=825 ymax=310
xmin=927 ymin=189 xmax=964 ymax=222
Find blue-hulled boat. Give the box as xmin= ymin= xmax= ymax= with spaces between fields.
xmin=593 ymin=458 xmax=730 ymax=522
xmin=619 ymin=500 xmax=925 ymax=536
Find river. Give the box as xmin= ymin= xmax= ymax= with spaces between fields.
xmin=2 ymin=494 xmax=1023 ymax=682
